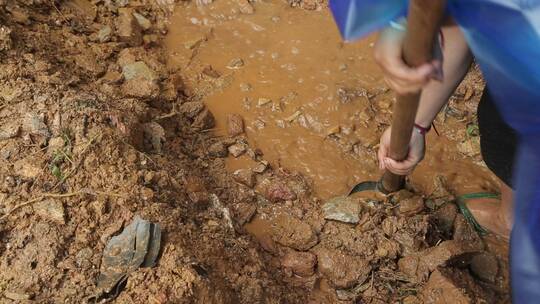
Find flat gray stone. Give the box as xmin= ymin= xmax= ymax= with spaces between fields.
xmin=322 ymin=196 xmax=361 ymax=224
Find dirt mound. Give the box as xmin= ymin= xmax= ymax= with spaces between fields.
xmin=0 ymin=1 xmax=509 ymax=303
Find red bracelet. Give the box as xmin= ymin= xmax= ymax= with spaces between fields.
xmin=414 ymin=123 xmax=431 ymax=135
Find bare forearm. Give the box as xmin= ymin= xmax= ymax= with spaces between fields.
xmin=415 ymin=25 xmax=473 ymax=127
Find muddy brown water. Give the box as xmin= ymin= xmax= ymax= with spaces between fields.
xmin=165 ymin=1 xmax=498 ymax=200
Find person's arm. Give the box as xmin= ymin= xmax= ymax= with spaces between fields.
xmin=414 ymin=25 xmax=473 ymax=128
xmin=376 ymin=24 xmax=472 ymax=175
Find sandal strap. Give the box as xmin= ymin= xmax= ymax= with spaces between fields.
xmin=456 ymin=192 xmax=500 ymax=236
xmin=458 ymin=192 xmax=500 ymax=201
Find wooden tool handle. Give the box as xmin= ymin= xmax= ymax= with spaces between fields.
xmin=381 ymin=0 xmax=447 ymax=193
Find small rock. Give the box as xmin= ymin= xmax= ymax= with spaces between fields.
xmin=0 ymin=122 xmax=19 ymax=140
xmin=228 ymin=143 xmax=247 ymax=157
xmin=433 ymin=203 xmax=458 ymax=236
xmin=4 ymin=291 xmax=31 ymax=301
xmin=143 ymin=122 xmax=165 ymax=153
xmin=398 ymin=196 xmax=425 ymax=216
xmin=101 ymin=70 xmax=123 ymax=84
xmin=122 ymin=78 xmax=159 ymax=99
xmin=208 ymin=142 xmax=228 ymax=158
xmin=75 ymin=53 xmax=106 ymax=77
xmin=133 ymin=12 xmax=152 ymax=30
xmin=227 ymin=58 xmax=244 ymax=69
xmin=97 ymin=25 xmax=112 ymax=43
xmin=272 ymin=214 xmax=318 ymax=250
xmin=14 ymin=158 xmax=42 ymax=179
xmin=23 ymin=113 xmax=50 ymax=137
xmin=192 ymin=109 xmax=215 ymax=130
xmin=116 ymin=8 xmax=143 ymax=46
xmin=281 ymin=251 xmax=316 ymax=277
xmin=75 ymin=247 xmax=94 ymax=268
xmin=381 ymin=216 xmax=398 ymax=236
xmin=322 ymin=196 xmax=362 ymax=224
xmin=140 ymin=187 xmax=154 ymax=200
xmin=34 ymin=199 xmax=65 ymax=224
xmin=65 ymin=0 xmax=97 ymax=20
xmin=227 ymin=114 xmax=245 ymax=136
xmin=0 ymin=26 xmax=12 ymax=52
xmin=253 ymin=161 xmax=269 ymax=173
xmin=233 ymin=169 xmax=256 ymax=188
xmin=240 ymin=83 xmax=252 ymax=92
xmin=253 ymin=119 xmax=266 ymax=130
xmin=179 ymin=102 xmax=205 ymax=118
xmin=316 ymin=247 xmax=371 ymax=289
xmin=233 ymin=203 xmax=256 ymax=225
xmin=237 ymin=0 xmax=254 ymax=14
xmin=284 ymin=110 xmax=302 ymax=122
xmin=265 ymin=181 xmax=297 ymax=202
xmin=47 ymin=136 xmax=65 ymax=154
xmin=122 ymin=61 xmax=157 ymax=81
xmin=257 ymin=98 xmax=272 ymax=107
xmin=326 ymin=125 xmax=340 ymax=136
xmin=143 ymin=34 xmax=158 ymax=45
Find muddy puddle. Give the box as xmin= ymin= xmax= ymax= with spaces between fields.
xmin=165 ymin=0 xmax=498 ymax=200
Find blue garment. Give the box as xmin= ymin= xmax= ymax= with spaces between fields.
xmin=330 ymin=0 xmax=540 ymax=302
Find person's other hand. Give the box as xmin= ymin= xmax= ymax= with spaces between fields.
xmin=377 ymin=127 xmax=425 ymax=175
xmin=374 ymin=26 xmax=443 ymax=95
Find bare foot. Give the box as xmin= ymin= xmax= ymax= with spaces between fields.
xmin=464 ymin=197 xmax=512 ymax=239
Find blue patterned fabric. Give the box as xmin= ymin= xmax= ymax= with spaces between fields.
xmin=330 ymin=1 xmax=540 ymax=302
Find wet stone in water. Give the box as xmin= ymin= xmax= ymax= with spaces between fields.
xmin=237 ymin=0 xmax=254 ymax=14
xmin=227 ymin=114 xmax=245 ymax=136
xmin=322 ymin=196 xmax=361 ymax=224
xmin=228 ymin=143 xmax=247 ymax=157
xmin=208 ymin=142 xmax=228 ymax=158
xmin=253 ymin=161 xmax=269 ymax=173
xmin=240 ymin=83 xmax=252 ymax=92
xmin=227 ymin=58 xmax=244 ymax=69
xmin=257 ymin=98 xmax=272 ymax=107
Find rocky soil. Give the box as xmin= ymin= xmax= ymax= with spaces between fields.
xmin=0 ymin=1 xmax=509 ymax=303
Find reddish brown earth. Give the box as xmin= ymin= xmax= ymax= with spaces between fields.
xmin=0 ymin=0 xmax=510 ymax=303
